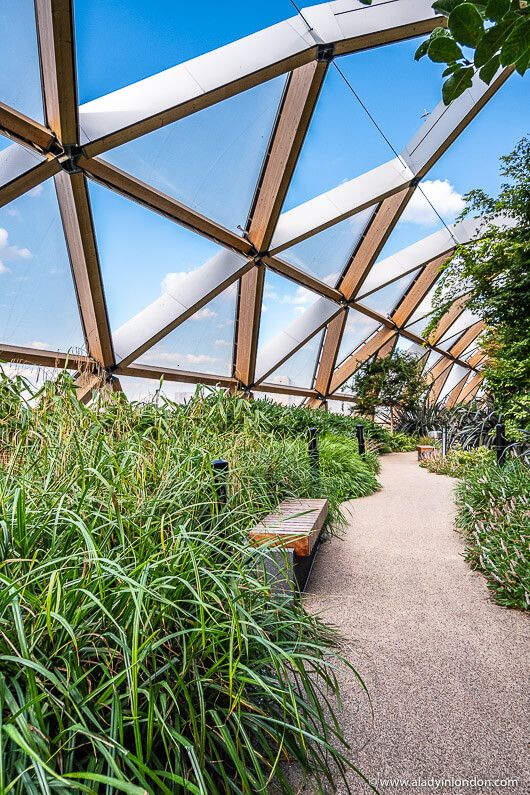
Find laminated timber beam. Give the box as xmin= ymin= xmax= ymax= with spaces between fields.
xmin=390 ymin=253 xmax=449 ymax=327
xmin=78 ymin=157 xmax=253 ymax=257
xmin=0 ymin=103 xmax=56 ymax=152
xmin=0 ymin=344 xmax=91 ymax=370
xmin=35 ymin=0 xmax=78 ymax=145
xmin=308 ymin=310 xmax=348 ymax=407
xmin=428 ymin=360 xmax=453 ymax=404
xmin=55 ymin=171 xmax=115 ymax=367
xmin=234 ymin=60 xmax=328 ymax=387
xmin=459 ymin=371 xmax=484 ymax=404
xmin=0 ymin=157 xmax=60 ymax=208
xmin=448 ymin=321 xmax=485 ymax=359
xmin=78 ymin=0 xmax=442 ymax=157
xmin=428 ymin=294 xmax=470 ymax=344
xmin=445 ymin=372 xmax=471 ymax=408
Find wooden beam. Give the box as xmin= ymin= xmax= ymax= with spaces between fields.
xmin=429 ymin=360 xmax=453 ymax=404
xmin=340 ymin=188 xmax=415 ymax=300
xmin=247 ymin=61 xmax=327 ymax=253
xmin=329 ymin=327 xmax=396 ymax=394
xmin=375 ymin=334 xmax=397 ymax=359
xmin=459 ymin=371 xmax=484 ymax=403
xmin=0 ymin=103 xmax=56 ymax=152
xmin=445 ymin=372 xmax=470 ymax=408
xmin=447 ymin=321 xmax=484 ymax=359
xmin=115 ymin=362 xmax=237 ymax=389
xmin=234 ymin=61 xmax=327 ymax=388
xmin=0 ymin=343 xmax=91 ymax=369
xmin=467 ymin=350 xmax=486 ymax=369
xmin=263 ymin=255 xmax=343 ymax=302
xmin=35 ymin=0 xmax=78 ymax=144
xmin=55 ymin=171 xmax=114 ymax=367
xmin=0 ymin=158 xmax=60 ymax=207
xmin=78 ymin=156 xmax=252 ymax=257
xmin=391 ymin=253 xmax=449 ymax=327
xmin=313 ymin=310 xmax=348 ymax=398
xmin=428 ymin=294 xmax=469 ymax=344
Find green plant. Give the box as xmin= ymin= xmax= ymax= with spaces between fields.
xmin=0 ymin=372 xmax=374 ymax=794
xmin=425 ymin=137 xmax=530 ymax=428
xmin=421 ymin=445 xmax=494 ymax=476
xmin=454 ymin=459 xmax=530 ymax=609
xmin=348 ymin=352 xmax=429 ymax=431
xmin=318 ymin=435 xmax=380 ymax=503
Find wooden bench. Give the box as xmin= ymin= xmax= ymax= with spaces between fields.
xmin=249 ymin=498 xmax=328 ymax=591
xmin=417 ymin=444 xmax=437 ymax=461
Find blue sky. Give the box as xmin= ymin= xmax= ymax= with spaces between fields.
xmin=1 ymin=0 xmax=529 ymax=396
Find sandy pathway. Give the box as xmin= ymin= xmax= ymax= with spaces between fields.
xmin=304 ymin=452 xmax=529 ymax=794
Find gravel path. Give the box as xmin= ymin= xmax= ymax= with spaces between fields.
xmin=304 ymin=452 xmax=529 ymax=794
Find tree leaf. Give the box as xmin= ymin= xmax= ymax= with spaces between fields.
xmin=428 ymin=36 xmax=465 ymax=61
xmin=449 ymin=3 xmax=485 ymax=46
xmin=500 ymin=18 xmax=530 ymax=65
xmin=478 ymin=53 xmax=501 ymax=82
xmin=415 ymin=39 xmax=431 ymax=60
xmin=433 ymin=0 xmax=468 ymax=15
xmin=442 ymin=65 xmax=475 ymax=103
xmin=474 ymin=21 xmax=510 ymax=66
xmin=485 ymin=0 xmax=510 ymax=21
xmin=443 ymin=62 xmax=463 ymax=75
xmin=515 ymin=46 xmax=530 ymax=75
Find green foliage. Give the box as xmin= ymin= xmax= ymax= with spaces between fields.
xmin=420 ymin=1 xmax=530 ymax=103
xmin=0 ymin=373 xmax=376 ymax=793
xmin=424 ymin=137 xmax=530 ymax=428
xmin=318 ymin=435 xmax=380 ymax=503
xmin=349 ymin=352 xmax=429 ymax=430
xmin=421 ymin=445 xmax=495 ymax=475
xmin=454 ymin=459 xmax=530 ymax=609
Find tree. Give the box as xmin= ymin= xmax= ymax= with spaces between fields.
xmin=425 ymin=136 xmax=530 ymax=429
xmin=361 ymin=0 xmax=530 ymax=103
xmin=349 ymin=352 xmax=429 ymax=430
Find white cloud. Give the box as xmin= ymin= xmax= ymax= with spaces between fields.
xmin=142 ymin=350 xmax=218 ymax=366
xmin=6 ymin=207 xmax=21 ymax=218
xmin=281 ymin=286 xmax=316 ymax=307
xmin=323 ymin=272 xmax=339 ymax=287
xmin=0 ymin=227 xmax=32 ymax=268
xmin=161 ymin=270 xmax=194 ymax=295
xmin=401 ymin=180 xmax=465 ymax=227
xmin=27 ymin=340 xmax=50 ymax=350
xmin=264 ymin=284 xmax=279 ymax=300
xmin=214 ymin=339 xmax=231 ymax=348
xmin=28 ymin=184 xmax=43 ymax=198
xmin=191 ymin=306 xmax=217 ymax=321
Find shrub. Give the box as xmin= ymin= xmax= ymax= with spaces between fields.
xmin=0 ymin=374 xmax=372 ymax=793
xmin=454 ymin=460 xmax=530 ymax=610
xmin=421 ymin=446 xmax=494 ymax=477
xmin=318 ymin=435 xmax=380 ymax=504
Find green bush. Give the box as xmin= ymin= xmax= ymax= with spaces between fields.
xmin=421 ymin=446 xmax=495 ymax=477
xmin=0 ymin=374 xmax=374 ymax=793
xmin=454 ymin=460 xmax=530 ymax=611
xmin=318 ymin=435 xmax=380 ymax=504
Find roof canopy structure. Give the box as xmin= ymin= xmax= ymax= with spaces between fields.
xmin=0 ymin=0 xmax=513 ymax=407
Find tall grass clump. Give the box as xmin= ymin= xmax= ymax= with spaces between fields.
xmin=454 ymin=459 xmax=530 ymax=611
xmin=0 ymin=372 xmax=371 ymax=794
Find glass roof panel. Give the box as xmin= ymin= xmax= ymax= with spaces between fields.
xmin=280 ymin=208 xmax=373 ymax=285
xmin=424 ymin=350 xmax=443 ymax=373
xmin=258 ymin=270 xmax=320 ymax=350
xmin=264 ymin=330 xmax=323 ymax=390
xmin=438 ymin=309 xmax=480 ymax=345
xmin=88 ymin=180 xmax=231 ymax=332
xmin=405 ymin=314 xmax=433 ymax=336
xmin=136 ymin=285 xmax=236 ymax=376
xmin=336 ymin=309 xmax=380 ymax=367
xmin=0 ymin=0 xmax=44 ymax=121
xmin=393 ymin=336 xmax=426 ymax=358
xmin=0 ymin=178 xmax=85 ymax=352
xmin=357 ymin=270 xmax=421 ymax=317
xmin=100 ymin=76 xmax=286 ymax=233
xmin=281 ymin=65 xmax=392 ymax=211
xmin=0 ymin=135 xmax=44 ymax=188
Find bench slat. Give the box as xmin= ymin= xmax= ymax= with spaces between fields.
xmin=249 ymin=498 xmax=328 ymax=557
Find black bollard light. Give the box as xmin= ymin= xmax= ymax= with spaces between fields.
xmin=495 ymin=423 xmax=507 ymax=465
xmin=212 ymin=458 xmax=229 ymax=506
xmin=356 ymin=424 xmax=366 ymax=457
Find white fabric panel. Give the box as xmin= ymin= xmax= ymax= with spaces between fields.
xmin=255 ymin=295 xmax=338 ymax=382
xmin=271 ymin=158 xmax=412 ymax=252
xmin=113 ymin=249 xmax=247 ymax=362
